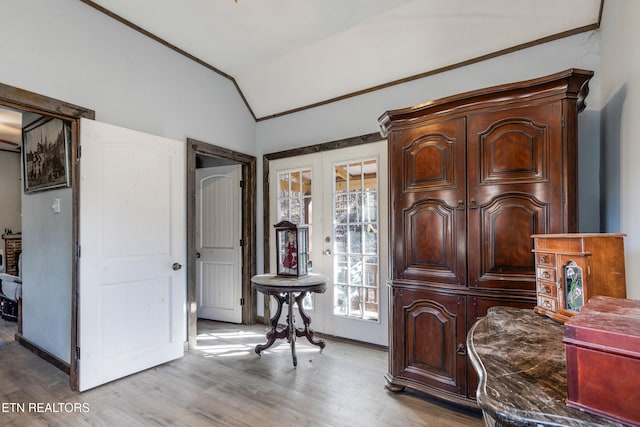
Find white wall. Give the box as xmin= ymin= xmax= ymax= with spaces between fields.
xmin=1 ymin=0 xmax=256 ymax=361
xmin=0 ymin=151 xmax=21 ymax=234
xmin=256 ymin=31 xmax=603 ymax=274
xmin=600 ymin=0 xmax=640 ymax=300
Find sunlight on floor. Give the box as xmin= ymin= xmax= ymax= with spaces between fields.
xmin=195 ymin=328 xmax=321 ymax=359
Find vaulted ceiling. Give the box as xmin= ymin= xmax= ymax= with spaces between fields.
xmin=84 ymin=0 xmax=602 ymax=120
xmin=1 ymin=0 xmax=603 ymax=152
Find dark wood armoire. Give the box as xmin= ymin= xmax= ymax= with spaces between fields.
xmin=378 ymin=69 xmax=593 ymax=407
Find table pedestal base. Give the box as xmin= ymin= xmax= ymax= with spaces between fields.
xmin=255 ymin=291 xmax=325 ymax=367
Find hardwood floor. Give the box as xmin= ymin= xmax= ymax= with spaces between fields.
xmin=0 ymin=318 xmax=483 ymax=426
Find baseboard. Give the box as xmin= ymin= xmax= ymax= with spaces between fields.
xmin=14 ymin=333 xmax=70 ymax=375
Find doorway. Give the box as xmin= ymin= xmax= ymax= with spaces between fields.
xmin=267 ymin=141 xmax=388 ymax=345
xmin=186 ymin=138 xmax=256 ymax=349
xmin=263 ymin=133 xmax=387 ymax=345
xmin=0 ymin=82 xmax=94 ymax=390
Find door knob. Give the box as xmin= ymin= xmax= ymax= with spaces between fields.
xmin=195 ymin=252 xmax=201 ymax=259
xmin=172 ymin=262 xmax=183 ymax=271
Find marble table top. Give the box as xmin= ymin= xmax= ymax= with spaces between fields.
xmin=250 ymin=273 xmax=328 ymax=294
xmin=467 ymin=306 xmax=626 ymax=427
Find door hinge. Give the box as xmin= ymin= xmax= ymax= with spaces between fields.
xmin=240 ymin=298 xmax=245 ymax=306
xmin=240 ymin=180 xmax=244 ymax=188
xmin=76 ymin=245 xmax=81 ymax=258
xmin=77 ymin=145 xmax=81 ymax=159
xmin=239 ymin=239 xmax=244 ymax=247
xmin=76 ymin=346 xmax=80 ymax=360
xmin=561 ymin=115 xmax=566 ymax=128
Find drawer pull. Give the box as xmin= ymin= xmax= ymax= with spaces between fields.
xmin=540 ymin=285 xmax=550 ymax=294
xmin=542 ymin=271 xmax=550 ymax=279
xmin=543 ymin=301 xmax=552 ymax=309
xmin=539 ymin=255 xmax=548 ymax=264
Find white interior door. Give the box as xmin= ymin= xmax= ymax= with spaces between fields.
xmin=78 ymin=118 xmax=186 ymax=391
xmin=268 ymin=140 xmax=388 ymax=346
xmin=196 ymin=164 xmax=242 ymax=323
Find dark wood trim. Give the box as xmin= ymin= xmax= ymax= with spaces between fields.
xmin=78 ymin=0 xmax=602 ymax=122
xmin=0 ymin=148 xmax=20 ymax=154
xmin=264 ymin=132 xmax=382 ymax=161
xmin=15 ymin=333 xmax=71 ymax=375
xmin=261 ymin=132 xmax=385 ymax=323
xmin=0 ymin=81 xmax=94 ymax=392
xmin=598 ymin=0 xmax=605 ymax=26
xmin=261 ymin=156 xmax=271 ymax=324
xmin=0 ymin=83 xmax=95 ymax=121
xmin=70 ymin=120 xmax=81 ymax=391
xmin=255 ymin=24 xmax=602 ymax=121
xmin=186 ymin=138 xmax=257 ymax=347
xmin=0 ymin=138 xmax=19 ymax=146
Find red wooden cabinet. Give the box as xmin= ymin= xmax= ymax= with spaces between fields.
xmin=564 ymin=296 xmax=640 ymax=426
xmin=379 ymin=69 xmax=593 ymax=407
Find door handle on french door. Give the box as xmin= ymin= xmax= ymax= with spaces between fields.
xmin=172 ymin=262 xmax=183 ymax=271
xmin=322 ymin=249 xmax=331 ymax=255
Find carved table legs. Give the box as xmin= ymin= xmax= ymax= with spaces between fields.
xmin=255 ymin=290 xmax=325 ymax=367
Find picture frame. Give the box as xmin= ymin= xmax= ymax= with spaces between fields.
xmin=22 ymin=117 xmax=71 ymax=193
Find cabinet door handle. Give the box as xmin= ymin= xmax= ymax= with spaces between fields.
xmin=456 ymin=343 xmax=466 ymax=355
xmin=468 ymin=199 xmax=478 ymax=209
xmin=456 ymin=200 xmax=465 ymax=210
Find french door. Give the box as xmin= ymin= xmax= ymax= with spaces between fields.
xmin=268 ymin=140 xmax=388 ymax=346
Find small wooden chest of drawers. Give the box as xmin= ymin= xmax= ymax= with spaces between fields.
xmin=531 ymin=233 xmax=627 ymax=323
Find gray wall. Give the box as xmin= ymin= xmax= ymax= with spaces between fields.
xmin=4 ymin=0 xmax=640 ymax=360
xmin=255 ymin=31 xmax=603 ymax=275
xmin=22 ymin=188 xmax=72 ymax=362
xmin=1 ymin=0 xmax=256 ymax=361
xmin=600 ymin=0 xmax=640 ymax=299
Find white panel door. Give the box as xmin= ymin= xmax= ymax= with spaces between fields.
xmin=79 ymin=118 xmax=185 ymax=391
xmin=196 ymin=165 xmax=242 ymax=323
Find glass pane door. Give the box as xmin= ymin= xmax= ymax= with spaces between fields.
xmin=333 ymin=159 xmax=379 ymax=321
xmin=268 ymin=140 xmax=388 ymax=346
xmin=276 ymin=168 xmax=314 ymax=310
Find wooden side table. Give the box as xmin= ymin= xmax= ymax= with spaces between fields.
xmin=251 ymin=273 xmax=327 ymax=367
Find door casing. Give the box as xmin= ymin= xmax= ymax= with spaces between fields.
xmin=262 ymin=132 xmax=383 ymax=324
xmin=0 ymin=81 xmax=95 ymax=390
xmin=186 ymin=138 xmax=257 ymax=348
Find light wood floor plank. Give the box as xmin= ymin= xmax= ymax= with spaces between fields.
xmin=0 ymin=318 xmax=483 ymax=426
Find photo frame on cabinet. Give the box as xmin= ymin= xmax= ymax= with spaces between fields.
xmin=22 ymin=117 xmax=71 ymax=193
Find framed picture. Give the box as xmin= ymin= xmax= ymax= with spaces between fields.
xmin=22 ymin=117 xmax=71 ymax=193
